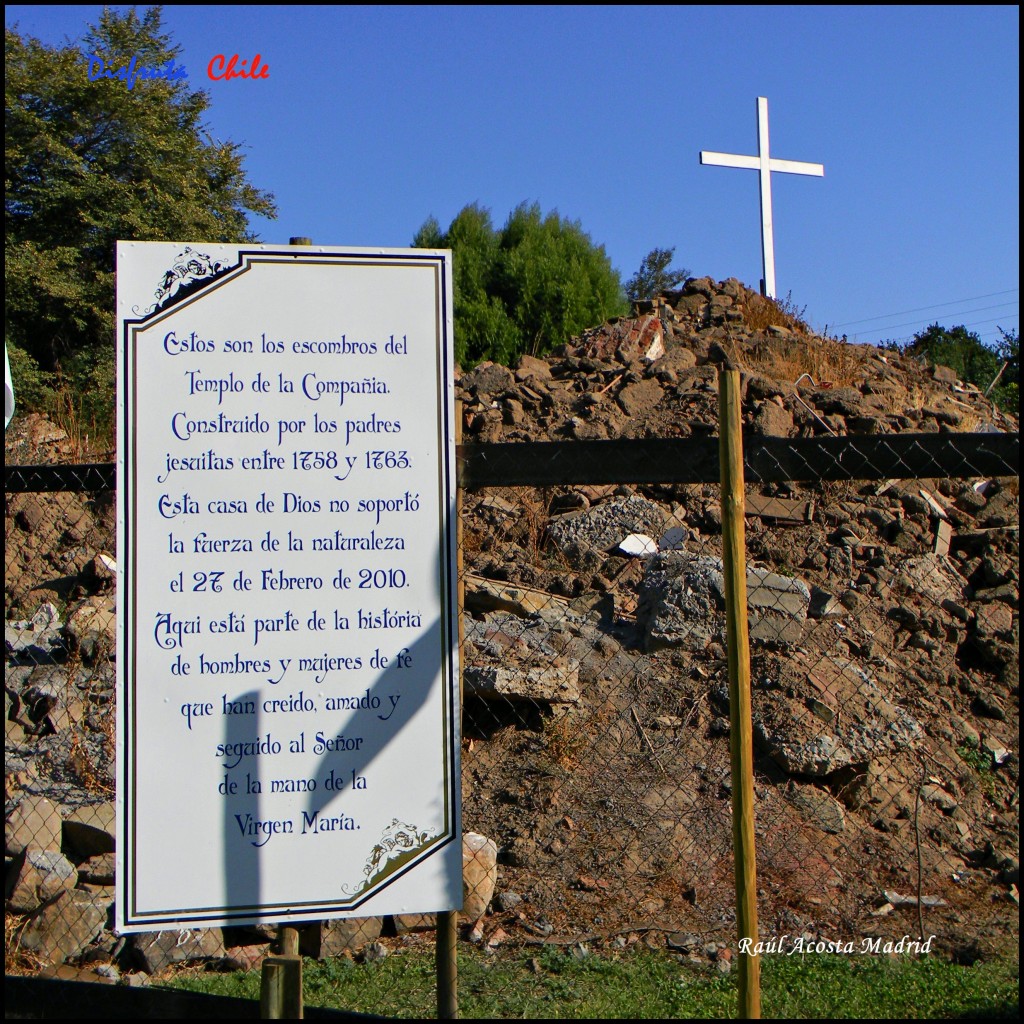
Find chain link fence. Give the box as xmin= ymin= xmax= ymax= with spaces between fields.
xmin=5 ymin=428 xmax=1019 ymax=1014
xmin=456 ymin=432 xmax=1019 ymax=987
xmin=6 ymin=470 xmax=121 ymax=979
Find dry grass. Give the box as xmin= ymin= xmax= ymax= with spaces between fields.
xmin=747 ymin=334 xmax=865 ymax=388
xmin=953 ymin=410 xmax=983 ymax=433
xmin=66 ymin=728 xmax=114 ymax=796
xmin=542 ymin=699 xmax=619 ymax=772
xmin=48 ymin=382 xmax=114 ymax=462
xmin=5 ymin=913 xmax=44 ymax=976
xmin=744 ymin=292 xmax=810 ymax=335
xmin=473 ymin=486 xmax=555 ymax=566
xmin=541 ymin=711 xmax=589 ymax=771
xmin=513 ymin=487 xmax=555 ymax=563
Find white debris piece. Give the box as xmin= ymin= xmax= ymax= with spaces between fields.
xmin=619 ymin=533 xmax=658 ymax=557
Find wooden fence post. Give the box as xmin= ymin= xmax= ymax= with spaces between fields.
xmin=718 ymin=368 xmax=761 ymax=1019
xmin=260 ymin=955 xmax=303 ymax=1019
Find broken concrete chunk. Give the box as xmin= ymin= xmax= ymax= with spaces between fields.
xmin=463 ymin=616 xmax=581 ymax=703
xmin=547 ymin=497 xmax=665 ymax=554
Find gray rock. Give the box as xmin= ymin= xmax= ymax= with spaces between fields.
xmin=547 ymin=496 xmax=666 ymax=554
xmin=617 ymin=378 xmax=665 ymax=418
xmin=63 ymin=597 xmax=116 ymax=661
xmin=814 ymin=387 xmax=870 ymax=418
xmin=6 ymin=795 xmax=63 ymax=855
xmin=463 ymin=662 xmax=580 ymax=704
xmin=8 ymin=850 xmax=79 ymax=913
xmin=652 ymin=347 xmax=698 ymax=381
xmin=21 ymin=675 xmax=63 ymax=727
xmin=18 ymin=889 xmax=108 ymax=964
xmin=894 ymin=554 xmax=967 ymax=606
xmin=638 ymin=553 xmax=726 ymax=652
xmin=808 ymin=586 xmax=843 ymax=618
xmin=464 ymin=574 xmax=568 ymax=619
xmin=63 ymin=802 xmax=115 ymax=858
xmin=460 ymin=361 xmax=515 ymax=396
xmin=920 ymin=784 xmax=958 ymax=812
xmin=752 ymin=401 xmax=795 ymax=437
xmin=78 ymin=852 xmax=116 ymax=886
xmin=973 ymin=584 xmax=1018 ymax=607
xmin=495 ymin=891 xmax=523 ymax=912
xmin=133 ymin=928 xmax=226 ymax=974
xmin=659 ymin=525 xmax=688 ymax=550
xmin=5 ymin=602 xmax=63 ymax=658
xmin=785 ymin=785 xmax=847 ymax=834
xmin=464 ymin=616 xmax=581 ymax=703
xmin=746 ymin=568 xmax=810 ymax=643
xmin=751 ymin=658 xmax=924 ymax=775
xmin=639 ymin=555 xmax=811 ymax=650
xmin=948 ymin=715 xmax=981 ymax=748
xmin=515 ymin=354 xmax=553 ymax=381
xmin=300 ymin=917 xmax=382 ymax=956
xmin=393 ymin=912 xmax=437 ymax=934
xmin=15 ymin=496 xmax=46 ymax=533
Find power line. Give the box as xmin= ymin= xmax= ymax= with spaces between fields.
xmin=854 ymin=315 xmax=1018 ymax=345
xmin=843 ymin=303 xmax=1018 ymax=336
xmin=831 ymin=288 xmax=1019 ymax=329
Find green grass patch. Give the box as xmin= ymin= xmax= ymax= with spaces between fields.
xmin=957 ymin=741 xmax=998 ymax=798
xmin=160 ymin=945 xmax=1018 ymax=1019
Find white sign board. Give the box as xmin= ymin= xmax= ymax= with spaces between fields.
xmin=115 ymin=242 xmax=460 ymax=931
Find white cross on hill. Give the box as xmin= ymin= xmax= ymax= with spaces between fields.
xmin=700 ymin=96 xmax=824 ymax=300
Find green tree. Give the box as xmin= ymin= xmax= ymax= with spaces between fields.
xmin=5 ymin=7 xmax=276 ymax=430
xmin=625 ymin=246 xmax=690 ymax=302
xmin=414 ymin=205 xmax=520 ymax=367
xmin=414 ymin=202 xmax=627 ymax=367
xmin=902 ymin=323 xmax=1020 ymax=413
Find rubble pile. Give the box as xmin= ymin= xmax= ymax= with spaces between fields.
xmin=458 ymin=277 xmax=1017 ymax=444
xmin=456 ymin=277 xmax=1018 ymax=956
xmin=4 ymin=276 xmax=1019 ymax=978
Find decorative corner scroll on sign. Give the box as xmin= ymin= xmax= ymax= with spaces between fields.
xmin=133 ymin=246 xmax=232 ymax=316
xmin=342 ymin=818 xmax=437 ymax=896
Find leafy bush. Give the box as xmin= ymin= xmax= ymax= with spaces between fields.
xmin=902 ymin=324 xmax=1018 ymax=414
xmin=5 ymin=339 xmax=56 ymax=413
xmin=414 ymin=202 xmax=627 ymax=367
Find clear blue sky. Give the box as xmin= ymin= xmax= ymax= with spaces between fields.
xmin=6 ymin=4 xmax=1019 ymax=350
